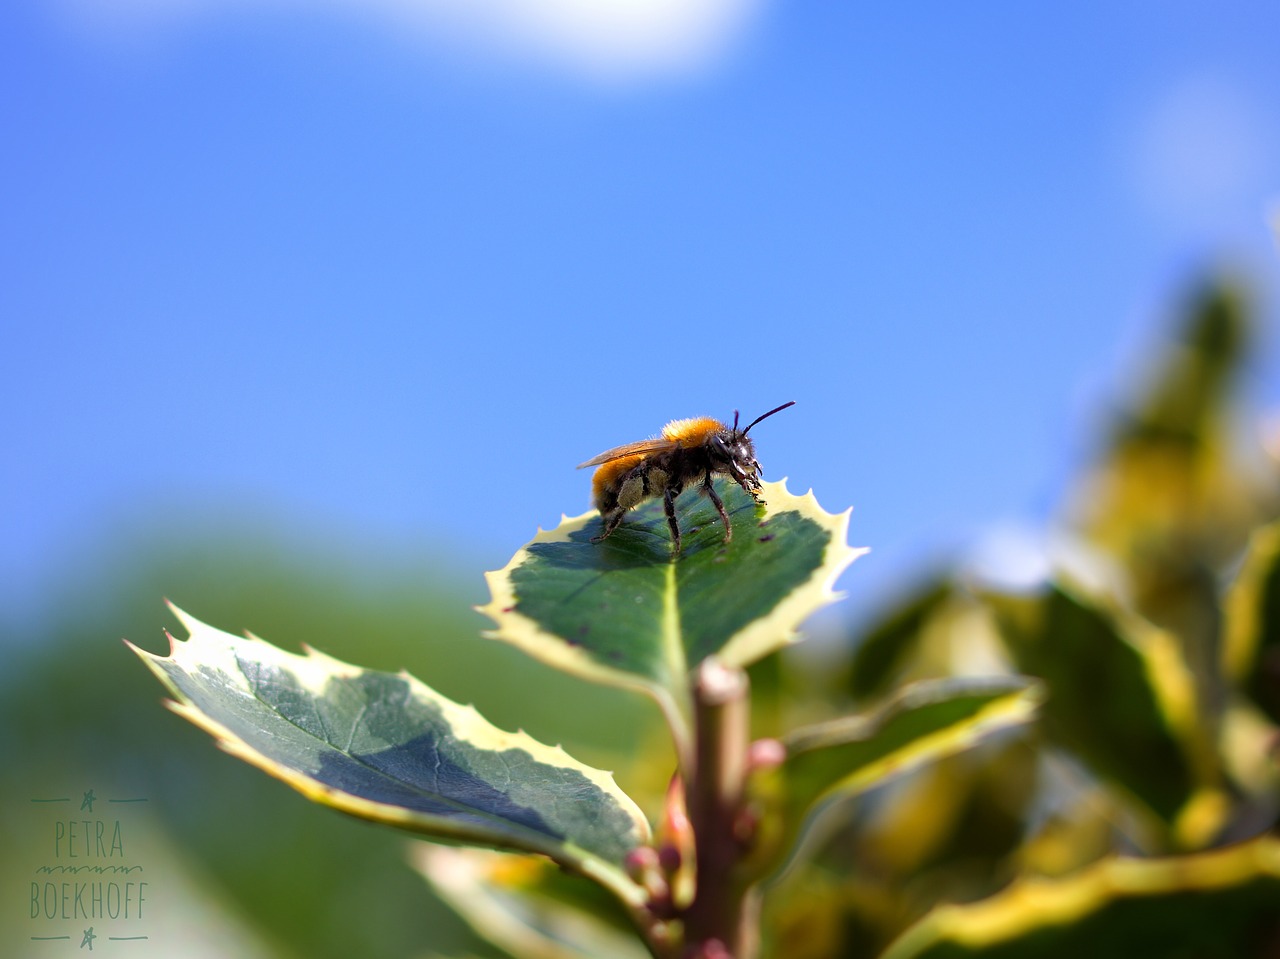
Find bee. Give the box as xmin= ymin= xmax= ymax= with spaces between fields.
xmin=577 ymin=401 xmax=795 ymax=555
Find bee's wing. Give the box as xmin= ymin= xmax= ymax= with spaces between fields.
xmin=576 ymin=438 xmax=676 ymax=469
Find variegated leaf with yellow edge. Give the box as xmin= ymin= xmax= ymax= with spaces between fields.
xmin=478 ymin=479 xmax=864 ymax=750
xmin=987 ymin=583 xmax=1229 ymax=848
xmin=414 ymin=844 xmax=651 ymax=959
xmin=1223 ymin=517 xmax=1280 ymax=722
xmin=882 ymin=835 xmax=1280 ymax=959
xmin=128 ymin=605 xmax=651 ymax=905
xmin=747 ymin=677 xmax=1042 ymax=878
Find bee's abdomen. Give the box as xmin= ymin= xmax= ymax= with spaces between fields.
xmin=591 ymin=455 xmax=643 ymax=511
xmin=592 ymin=455 xmax=673 ymax=515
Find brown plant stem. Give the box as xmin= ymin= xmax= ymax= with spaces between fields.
xmin=683 ymin=658 xmax=757 ymax=959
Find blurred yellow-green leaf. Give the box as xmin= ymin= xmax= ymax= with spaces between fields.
xmin=986 ymin=583 xmax=1225 ymax=844
xmin=882 ymin=835 xmax=1280 ymax=959
xmin=752 ymin=677 xmax=1040 ymax=878
xmin=414 ymin=845 xmax=650 ymax=959
xmin=846 ymin=578 xmax=955 ymax=701
xmin=1223 ymin=518 xmax=1280 ymax=723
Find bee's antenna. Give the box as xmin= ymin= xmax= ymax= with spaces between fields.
xmin=732 ymin=409 xmax=741 ymax=431
xmin=743 ymin=400 xmax=796 ymax=435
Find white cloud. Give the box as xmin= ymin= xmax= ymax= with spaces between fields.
xmin=1125 ymin=73 xmax=1278 ymax=233
xmin=964 ymin=522 xmax=1052 ymax=593
xmin=58 ymin=0 xmax=765 ymax=83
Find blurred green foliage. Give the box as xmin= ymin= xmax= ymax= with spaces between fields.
xmin=761 ymin=279 xmax=1280 ymax=957
xmin=7 ymin=276 xmax=1279 ymax=959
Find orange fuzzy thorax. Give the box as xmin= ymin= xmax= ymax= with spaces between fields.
xmin=661 ymin=417 xmax=726 ymax=445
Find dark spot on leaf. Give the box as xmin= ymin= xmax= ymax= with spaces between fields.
xmin=759 ymin=534 xmax=775 ymax=543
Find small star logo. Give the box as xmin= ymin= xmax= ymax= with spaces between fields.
xmin=80 ymin=927 xmax=96 ymax=950
xmin=80 ymin=789 xmax=96 ymax=812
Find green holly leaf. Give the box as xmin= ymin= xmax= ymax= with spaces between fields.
xmin=128 ymin=606 xmax=650 ymax=903
xmin=750 ymin=678 xmax=1041 ymax=876
xmin=846 ymin=577 xmax=954 ymax=700
xmin=882 ymin=835 xmax=1280 ymax=959
xmin=478 ymin=480 xmax=864 ymax=745
xmin=414 ymin=845 xmax=651 ymax=959
xmin=987 ymin=584 xmax=1225 ymax=845
xmin=1224 ymin=518 xmax=1280 ymax=722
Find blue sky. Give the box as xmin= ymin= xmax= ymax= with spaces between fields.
xmin=4 ymin=1 xmax=1280 ymax=636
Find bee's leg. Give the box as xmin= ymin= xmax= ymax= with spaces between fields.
xmin=591 ymin=510 xmax=625 ymax=543
xmin=704 ymin=478 xmax=733 ymax=543
xmin=663 ymin=486 xmax=682 ymax=554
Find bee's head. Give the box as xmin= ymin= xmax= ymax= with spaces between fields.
xmin=714 ymin=401 xmax=794 ymax=484
xmin=709 ymin=429 xmax=757 ymax=470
